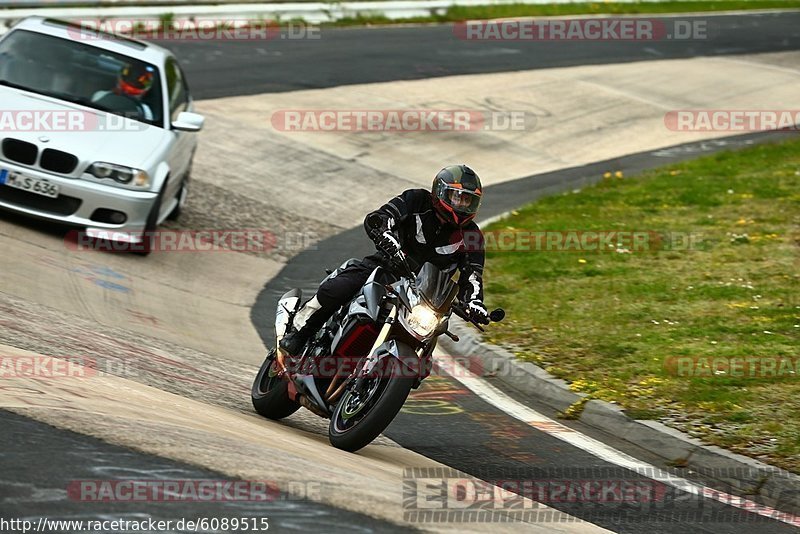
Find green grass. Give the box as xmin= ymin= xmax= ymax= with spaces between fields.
xmin=444 ymin=1 xmax=800 ymax=18
xmin=323 ymin=1 xmax=800 ymax=27
xmin=35 ymin=0 xmax=800 ymax=28
xmin=49 ymin=0 xmax=800 ymax=7
xmin=64 ymin=1 xmax=800 ymax=30
xmin=482 ymin=138 xmax=800 ymax=472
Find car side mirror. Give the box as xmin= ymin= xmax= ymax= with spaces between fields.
xmin=171 ymin=112 xmax=204 ymax=132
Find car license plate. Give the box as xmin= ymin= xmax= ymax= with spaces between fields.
xmin=0 ymin=169 xmax=59 ymax=198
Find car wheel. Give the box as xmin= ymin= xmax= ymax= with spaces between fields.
xmin=135 ymin=184 xmax=165 ymax=256
xmin=167 ymin=175 xmax=189 ymax=222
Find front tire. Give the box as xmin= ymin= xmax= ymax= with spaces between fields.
xmin=167 ymin=175 xmax=189 ymax=222
xmin=135 ymin=183 xmax=165 ymax=256
xmin=328 ymin=357 xmax=413 ymax=452
xmin=252 ymin=349 xmax=300 ymax=420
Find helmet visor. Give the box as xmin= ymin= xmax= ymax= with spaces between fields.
xmin=119 ymin=65 xmax=154 ymax=96
xmin=441 ymin=186 xmax=481 ymax=215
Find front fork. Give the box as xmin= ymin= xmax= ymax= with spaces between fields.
xmin=281 ymin=304 xmax=402 ymax=414
xmin=330 ymin=306 xmax=398 ymax=404
xmin=413 ymin=341 xmax=435 ymax=389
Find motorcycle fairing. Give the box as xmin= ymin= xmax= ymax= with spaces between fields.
xmin=330 ymin=265 xmax=389 ymax=353
xmin=275 ymin=288 xmax=302 ymax=340
xmin=415 ymin=262 xmax=459 ymax=312
xmin=363 ymin=339 xmax=422 ymax=379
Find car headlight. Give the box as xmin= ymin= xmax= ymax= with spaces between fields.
xmin=406 ymin=304 xmax=440 ymax=338
xmin=87 ymin=162 xmax=150 ymax=188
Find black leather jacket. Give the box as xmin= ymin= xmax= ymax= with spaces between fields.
xmin=364 ymin=188 xmax=485 ymax=303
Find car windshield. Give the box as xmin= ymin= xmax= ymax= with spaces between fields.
xmin=0 ymin=29 xmax=163 ymax=127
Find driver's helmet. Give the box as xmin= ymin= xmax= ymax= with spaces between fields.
xmin=431 ymin=164 xmax=482 ymax=226
xmin=118 ymin=63 xmax=155 ymax=98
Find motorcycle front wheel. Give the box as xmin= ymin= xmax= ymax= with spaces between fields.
xmin=328 ymin=356 xmax=413 ymax=452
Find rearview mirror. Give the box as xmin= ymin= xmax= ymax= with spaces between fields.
xmin=490 ymin=308 xmax=505 ymax=322
xmin=171 ymin=111 xmax=204 ymax=132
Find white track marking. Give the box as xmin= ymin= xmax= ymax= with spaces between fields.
xmin=434 ymin=351 xmax=800 ymax=528
xmin=568 ymin=77 xmax=677 ymax=111
xmin=711 ymin=55 xmax=800 ymax=77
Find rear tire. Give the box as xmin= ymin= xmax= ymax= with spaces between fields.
xmin=252 ymin=349 xmax=300 ymax=420
xmin=328 ymin=357 xmax=413 ymax=452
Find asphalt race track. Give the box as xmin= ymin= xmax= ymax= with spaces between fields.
xmin=238 ymin=12 xmax=800 ymax=533
xmin=250 ymin=130 xmax=797 ymax=533
xmin=1 ymin=410 xmax=405 ymax=533
xmin=155 ymin=12 xmax=800 ymax=99
xmin=1 ymin=9 xmax=799 ymax=534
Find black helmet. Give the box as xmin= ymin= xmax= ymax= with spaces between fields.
xmin=118 ymin=63 xmax=155 ymax=97
xmin=431 ymin=164 xmax=482 ymax=226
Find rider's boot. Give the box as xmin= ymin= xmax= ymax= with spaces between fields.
xmin=279 ymin=295 xmax=330 ymax=356
xmin=279 ymin=326 xmax=314 ymax=356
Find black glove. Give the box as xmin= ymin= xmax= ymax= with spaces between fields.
xmin=467 ymin=300 xmax=490 ymax=325
xmin=376 ymin=230 xmax=401 ymax=257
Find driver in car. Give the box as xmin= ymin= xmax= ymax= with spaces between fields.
xmin=280 ymin=164 xmax=489 ymax=357
xmin=92 ymin=63 xmax=155 ymax=121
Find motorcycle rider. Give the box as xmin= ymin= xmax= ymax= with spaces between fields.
xmin=280 ymin=164 xmax=489 ymax=357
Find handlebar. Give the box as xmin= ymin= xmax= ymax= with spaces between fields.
xmin=387 ymin=250 xmax=417 ymax=285
xmin=394 ymin=250 xmax=415 ymax=278
xmin=451 ymin=303 xmax=484 ymax=331
xmin=385 ymin=249 xmax=506 ymax=332
xmin=451 ymin=302 xmax=505 ymax=332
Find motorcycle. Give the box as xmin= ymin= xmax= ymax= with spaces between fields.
xmin=251 ymin=251 xmax=504 ymax=452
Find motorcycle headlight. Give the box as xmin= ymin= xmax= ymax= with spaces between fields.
xmin=87 ymin=162 xmax=150 ymax=188
xmin=406 ymin=304 xmax=440 ymax=338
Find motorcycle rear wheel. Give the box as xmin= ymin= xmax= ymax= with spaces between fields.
xmin=251 ymin=349 xmax=301 ymax=420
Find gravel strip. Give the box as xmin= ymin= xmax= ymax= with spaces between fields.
xmin=161 ymin=178 xmax=343 ymax=260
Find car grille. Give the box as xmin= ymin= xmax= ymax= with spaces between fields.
xmin=0 ymin=186 xmax=81 ymax=216
xmin=40 ymin=149 xmax=78 ymax=174
xmin=2 ymin=138 xmax=37 ymax=166
xmin=2 ymin=138 xmax=80 ymax=175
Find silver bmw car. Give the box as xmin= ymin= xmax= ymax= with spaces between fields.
xmin=0 ymin=17 xmax=203 ymax=251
